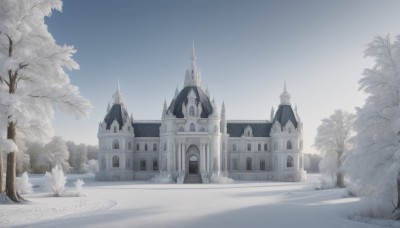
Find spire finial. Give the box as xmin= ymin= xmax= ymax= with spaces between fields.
xmin=184 ymin=44 xmax=201 ymax=87
xmin=191 ymin=42 xmax=196 ymax=62
xmin=117 ymin=78 xmax=121 ymax=93
xmin=280 ymin=81 xmax=291 ymax=105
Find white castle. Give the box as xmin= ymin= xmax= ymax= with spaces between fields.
xmin=95 ymin=47 xmax=306 ymax=183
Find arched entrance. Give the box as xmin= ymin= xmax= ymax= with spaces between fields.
xmin=185 ymin=145 xmax=200 ymax=174
xmin=189 ymin=155 xmax=199 ymax=174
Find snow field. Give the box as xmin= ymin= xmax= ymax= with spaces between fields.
xmin=0 ymin=174 xmax=398 ymax=227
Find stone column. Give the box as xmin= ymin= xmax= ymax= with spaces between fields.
xmin=200 ymin=143 xmax=205 ymax=172
xmin=178 ymin=142 xmax=182 ymax=172
xmin=181 ymin=142 xmax=186 ymax=172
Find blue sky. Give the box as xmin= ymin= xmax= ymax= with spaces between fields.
xmin=48 ymin=0 xmax=400 ymax=153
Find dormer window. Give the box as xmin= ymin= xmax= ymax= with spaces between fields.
xmin=189 ymin=106 xmax=195 ymax=116
xmin=190 ymin=123 xmax=195 ymax=132
xmin=114 ymin=126 xmax=117 ymax=133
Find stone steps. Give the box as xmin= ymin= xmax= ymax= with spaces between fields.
xmin=184 ymin=174 xmax=202 ymax=184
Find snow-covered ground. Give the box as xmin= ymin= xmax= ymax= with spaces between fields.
xmin=0 ymin=174 xmax=398 ymax=228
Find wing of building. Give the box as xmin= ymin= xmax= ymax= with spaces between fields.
xmin=96 ymin=47 xmax=306 ymax=183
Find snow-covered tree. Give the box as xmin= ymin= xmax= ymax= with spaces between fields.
xmin=44 ymin=165 xmax=66 ymax=197
xmin=40 ymin=137 xmax=70 ymax=172
xmin=345 ymin=34 xmax=400 ymax=218
xmin=314 ymin=110 xmax=355 ymax=188
xmin=0 ymin=0 xmax=91 ymax=202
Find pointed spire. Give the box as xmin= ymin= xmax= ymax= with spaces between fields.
xmin=279 ymin=81 xmax=291 ymax=105
xmin=107 ymin=102 xmax=111 ymax=113
xmin=205 ymin=85 xmax=210 ymax=97
xmin=184 ymin=44 xmax=201 ymax=87
xmin=270 ymin=106 xmax=275 ymax=121
xmin=163 ymin=99 xmax=167 ymax=110
xmin=113 ymin=79 xmax=124 ymax=104
xmin=221 ymin=101 xmax=226 ymax=119
xmin=130 ymin=113 xmax=133 ymax=122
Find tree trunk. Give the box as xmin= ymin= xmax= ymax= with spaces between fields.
xmin=0 ymin=152 xmax=3 ymax=193
xmin=336 ymin=150 xmax=344 ymax=188
xmin=396 ymin=171 xmax=400 ymax=210
xmin=5 ymin=121 xmax=19 ymax=202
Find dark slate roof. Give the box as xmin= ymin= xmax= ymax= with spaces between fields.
xmin=227 ymin=123 xmax=272 ymax=137
xmin=133 ymin=123 xmax=161 ymax=137
xmin=103 ymin=104 xmax=129 ymax=130
xmin=168 ymin=86 xmax=213 ymax=118
xmin=273 ymin=104 xmax=298 ymax=129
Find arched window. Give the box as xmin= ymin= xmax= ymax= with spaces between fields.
xmin=101 ymin=158 xmax=106 ymax=170
xmin=126 ymin=157 xmax=131 ymax=168
xmin=153 ymin=159 xmax=158 ymax=171
xmin=248 ymin=131 xmax=251 ymax=136
xmin=264 ymin=143 xmax=268 ymax=151
xmin=114 ymin=126 xmax=118 ymax=133
xmin=140 ymin=159 xmax=146 ymax=171
xmin=258 ymin=143 xmax=261 ymax=151
xmin=274 ymin=142 xmax=278 ymax=151
xmin=233 ymin=143 xmax=237 ymax=151
xmin=153 ymin=143 xmax=157 ymax=151
xmin=128 ymin=126 xmax=131 ymax=131
xmin=145 ymin=143 xmax=148 ymax=151
xmin=287 ymin=156 xmax=294 ymax=168
xmin=190 ymin=123 xmax=195 ymax=132
xmin=246 ymin=157 xmax=252 ymax=170
xmin=232 ymin=158 xmax=238 ymax=170
xmin=260 ymin=160 xmax=266 ymax=171
xmin=112 ymin=139 xmax=119 ymax=149
xmin=112 ymin=155 xmax=119 ymax=168
xmin=247 ymin=143 xmax=251 ymax=151
xmin=288 ymin=127 xmax=292 ymax=133
xmin=164 ymin=143 xmax=167 ymax=151
xmin=189 ymin=106 xmax=195 ymax=116
xmin=128 ymin=142 xmax=132 ymax=150
xmin=287 ymin=140 xmax=292 ymax=149
xmin=136 ymin=143 xmax=140 ymax=151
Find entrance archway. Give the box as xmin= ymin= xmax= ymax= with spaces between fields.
xmin=185 ymin=145 xmax=200 ymax=174
xmin=189 ymin=155 xmax=199 ymax=174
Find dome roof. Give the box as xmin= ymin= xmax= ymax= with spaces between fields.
xmin=167 ymin=86 xmax=213 ymax=118
xmin=103 ymin=103 xmax=129 ymax=130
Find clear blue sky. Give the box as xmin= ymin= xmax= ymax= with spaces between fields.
xmin=48 ymin=0 xmax=400 ymax=154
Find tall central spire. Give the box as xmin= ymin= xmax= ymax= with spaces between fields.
xmin=113 ymin=79 xmax=125 ymax=105
xmin=184 ymin=44 xmax=201 ymax=87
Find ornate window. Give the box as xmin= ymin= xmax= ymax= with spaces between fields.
xmin=258 ymin=143 xmax=261 ymax=151
xmin=126 ymin=156 xmax=131 ymax=168
xmin=112 ymin=139 xmax=119 ymax=149
xmin=264 ymin=143 xmax=268 ymax=151
xmin=136 ymin=143 xmax=140 ymax=151
xmin=260 ymin=160 xmax=266 ymax=171
xmin=128 ymin=142 xmax=132 ymax=150
xmin=140 ymin=160 xmax=146 ymax=171
xmin=246 ymin=157 xmax=252 ymax=170
xmin=153 ymin=143 xmax=157 ymax=151
xmin=233 ymin=143 xmax=237 ymax=151
xmin=189 ymin=106 xmax=195 ymax=116
xmin=190 ymin=123 xmax=195 ymax=132
xmin=153 ymin=159 xmax=158 ymax=171
xmin=145 ymin=143 xmax=148 ymax=151
xmin=287 ymin=140 xmax=292 ymax=149
xmin=247 ymin=143 xmax=251 ymax=151
xmin=114 ymin=126 xmax=118 ymax=133
xmin=128 ymin=126 xmax=131 ymax=131
xmin=287 ymin=156 xmax=294 ymax=168
xmin=112 ymin=155 xmax=119 ymax=168
xmin=288 ymin=127 xmax=292 ymax=133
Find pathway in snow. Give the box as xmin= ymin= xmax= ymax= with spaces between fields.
xmin=0 ymin=174 xmax=398 ymax=227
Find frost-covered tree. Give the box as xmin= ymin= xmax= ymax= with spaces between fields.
xmin=44 ymin=165 xmax=66 ymax=197
xmin=314 ymin=110 xmax=355 ymax=188
xmin=40 ymin=137 xmax=70 ymax=172
xmin=345 ymin=34 xmax=400 ymax=218
xmin=17 ymin=172 xmax=32 ymax=195
xmin=0 ymin=0 xmax=91 ymax=202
